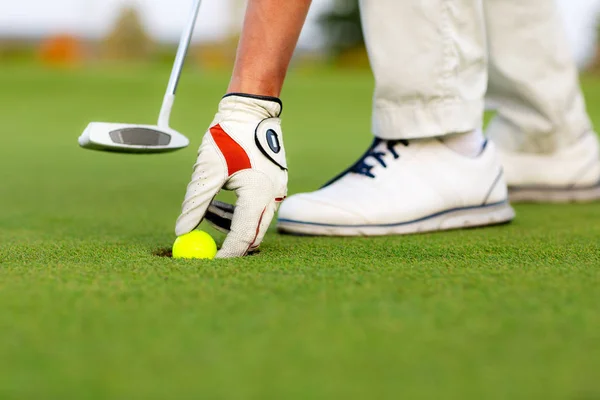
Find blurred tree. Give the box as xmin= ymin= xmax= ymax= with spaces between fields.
xmin=318 ymin=0 xmax=364 ymax=55
xmin=40 ymin=35 xmax=84 ymax=67
xmin=589 ymin=19 xmax=600 ymax=73
xmin=192 ymin=0 xmax=243 ymax=70
xmin=0 ymin=40 xmax=38 ymax=64
xmin=317 ymin=0 xmax=368 ymax=68
xmin=103 ymin=7 xmax=154 ymax=61
xmin=230 ymin=0 xmax=246 ymax=37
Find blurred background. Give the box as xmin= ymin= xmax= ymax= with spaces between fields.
xmin=2 ymin=3 xmax=600 ymax=397
xmin=1 ymin=0 xmax=600 ymax=70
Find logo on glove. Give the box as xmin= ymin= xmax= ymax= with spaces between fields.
xmin=266 ymin=129 xmax=281 ymax=154
xmin=255 ymin=118 xmax=287 ymax=171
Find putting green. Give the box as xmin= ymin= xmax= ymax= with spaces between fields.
xmin=0 ymin=66 xmax=599 ymax=399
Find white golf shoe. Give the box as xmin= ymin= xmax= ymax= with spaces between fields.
xmin=497 ymin=131 xmax=600 ymax=203
xmin=277 ymin=138 xmax=515 ymax=236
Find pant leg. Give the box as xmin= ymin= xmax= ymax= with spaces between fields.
xmin=359 ymin=0 xmax=487 ymax=140
xmin=484 ymin=0 xmax=593 ymax=154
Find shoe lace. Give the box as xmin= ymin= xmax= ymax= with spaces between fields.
xmin=322 ymin=138 xmax=409 ymax=188
xmin=350 ymin=138 xmax=409 ymax=178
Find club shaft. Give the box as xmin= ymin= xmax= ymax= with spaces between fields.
xmin=158 ymin=0 xmax=202 ymax=127
xmin=168 ymin=0 xmax=202 ymax=95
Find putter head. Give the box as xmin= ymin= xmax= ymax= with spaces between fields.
xmin=79 ymin=122 xmax=190 ymax=154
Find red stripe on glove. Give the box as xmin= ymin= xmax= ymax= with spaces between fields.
xmin=248 ymin=207 xmax=267 ymax=251
xmin=210 ymin=124 xmax=251 ymax=176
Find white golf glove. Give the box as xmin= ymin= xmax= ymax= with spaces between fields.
xmin=176 ymin=94 xmax=288 ymax=258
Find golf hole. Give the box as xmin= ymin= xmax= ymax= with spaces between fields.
xmin=153 ymin=248 xmax=173 ymax=258
xmin=152 ymin=247 xmax=260 ymax=258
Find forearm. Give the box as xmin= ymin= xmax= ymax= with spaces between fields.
xmin=227 ymin=0 xmax=313 ymax=97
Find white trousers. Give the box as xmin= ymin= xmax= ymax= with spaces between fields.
xmin=360 ymin=0 xmax=593 ymax=153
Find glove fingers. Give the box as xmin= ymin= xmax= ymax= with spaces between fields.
xmin=175 ymin=181 xmax=221 ymax=236
xmin=205 ymin=201 xmax=235 ymax=233
xmin=247 ymin=200 xmax=276 ymax=253
xmin=175 ymin=147 xmax=225 ymax=236
xmin=216 ymin=172 xmax=273 ymax=258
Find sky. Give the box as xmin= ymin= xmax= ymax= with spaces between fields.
xmin=1 ymin=0 xmax=599 ymax=63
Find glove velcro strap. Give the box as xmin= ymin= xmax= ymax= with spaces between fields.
xmin=222 ymin=93 xmax=283 ymax=117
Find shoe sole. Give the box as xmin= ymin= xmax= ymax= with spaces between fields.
xmin=509 ymin=182 xmax=600 ymax=203
xmin=277 ymin=201 xmax=515 ymax=237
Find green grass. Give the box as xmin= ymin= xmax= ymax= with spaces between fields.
xmin=1 ymin=65 xmax=599 ymax=400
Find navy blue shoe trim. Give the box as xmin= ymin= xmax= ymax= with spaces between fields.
xmin=278 ymin=200 xmax=510 ymax=228
xmin=482 ymin=168 xmax=504 ymax=205
xmin=509 ymin=180 xmax=600 ymax=192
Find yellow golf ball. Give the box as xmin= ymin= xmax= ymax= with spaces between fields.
xmin=172 ymin=230 xmax=217 ymax=260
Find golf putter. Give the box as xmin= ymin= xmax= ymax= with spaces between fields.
xmin=78 ymin=0 xmax=203 ymax=153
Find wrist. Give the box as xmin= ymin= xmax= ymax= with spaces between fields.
xmin=227 ymin=76 xmax=283 ymax=98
